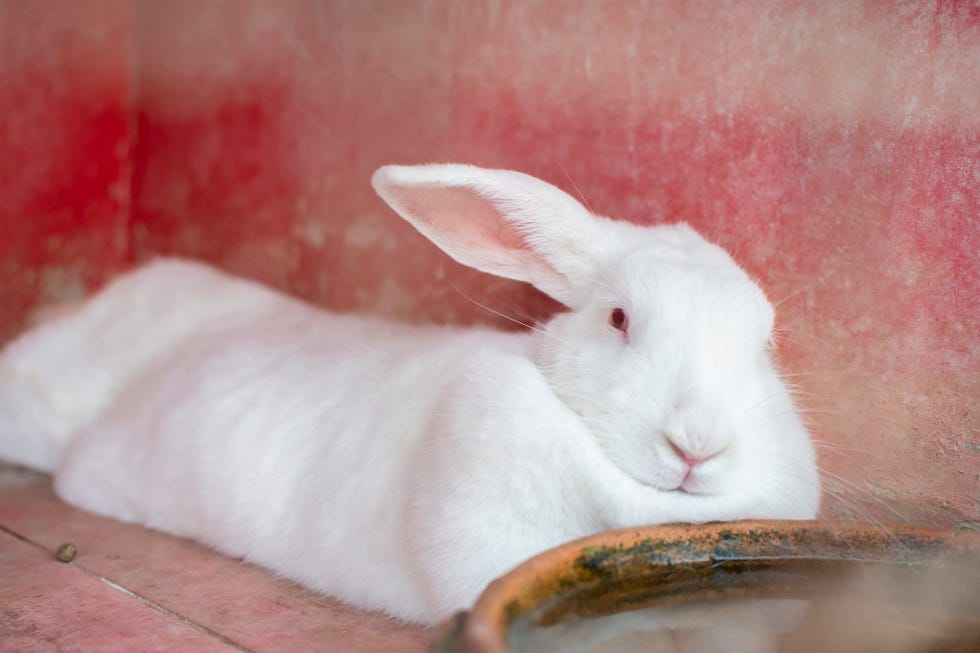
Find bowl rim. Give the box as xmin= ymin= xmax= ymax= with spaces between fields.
xmin=454 ymin=519 xmax=980 ymax=653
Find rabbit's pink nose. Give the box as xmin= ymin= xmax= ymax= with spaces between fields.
xmin=667 ymin=439 xmax=721 ymax=468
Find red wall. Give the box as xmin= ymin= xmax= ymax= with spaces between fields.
xmin=0 ymin=0 xmax=133 ymax=342
xmin=2 ymin=1 xmax=978 ymax=528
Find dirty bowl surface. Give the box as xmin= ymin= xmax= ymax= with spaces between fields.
xmin=431 ymin=521 xmax=979 ymax=653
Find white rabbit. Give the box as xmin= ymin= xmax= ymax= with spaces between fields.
xmin=0 ymin=164 xmax=819 ymax=624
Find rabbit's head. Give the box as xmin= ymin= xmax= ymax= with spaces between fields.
xmin=372 ymin=164 xmax=819 ymax=523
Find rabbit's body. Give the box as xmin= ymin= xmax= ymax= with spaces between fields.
xmin=0 ymin=262 xmax=290 ymax=471
xmin=0 ymin=164 xmax=820 ymax=623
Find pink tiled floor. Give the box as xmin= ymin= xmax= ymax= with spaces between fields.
xmin=0 ymin=463 xmax=433 ymax=652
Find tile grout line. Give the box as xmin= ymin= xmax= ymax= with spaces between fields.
xmin=0 ymin=524 xmax=257 ymax=653
xmin=89 ymin=575 xmax=257 ymax=653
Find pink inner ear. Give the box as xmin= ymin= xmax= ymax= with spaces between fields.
xmin=391 ymin=185 xmax=530 ymax=254
xmin=381 ymin=182 xmax=578 ymax=305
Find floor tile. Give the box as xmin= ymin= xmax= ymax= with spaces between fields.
xmin=0 ymin=464 xmax=432 ymax=652
xmin=0 ymin=529 xmax=237 ymax=653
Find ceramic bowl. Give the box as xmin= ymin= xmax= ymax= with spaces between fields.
xmin=430 ymin=520 xmax=979 ymax=653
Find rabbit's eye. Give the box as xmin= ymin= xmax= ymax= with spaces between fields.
xmin=609 ymin=307 xmax=628 ymax=334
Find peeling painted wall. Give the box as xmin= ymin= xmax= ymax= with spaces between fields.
xmin=1 ymin=0 xmax=977 ymax=527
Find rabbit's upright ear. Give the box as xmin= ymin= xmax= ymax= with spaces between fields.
xmin=372 ymin=164 xmax=605 ymax=308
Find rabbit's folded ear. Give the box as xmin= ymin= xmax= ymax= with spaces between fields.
xmin=372 ymin=164 xmax=604 ymax=308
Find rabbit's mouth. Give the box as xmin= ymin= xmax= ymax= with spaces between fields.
xmin=614 ymin=460 xmax=699 ymax=495
xmin=622 ymin=463 xmax=723 ymax=497
xmin=612 ymin=451 xmax=720 ymax=495
xmin=677 ymin=468 xmax=723 ymax=496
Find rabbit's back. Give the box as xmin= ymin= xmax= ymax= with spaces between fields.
xmin=40 ymin=266 xmax=533 ymax=620
xmin=0 ymin=259 xmax=294 ymax=469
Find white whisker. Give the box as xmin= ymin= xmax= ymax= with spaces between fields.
xmin=450 ymin=284 xmax=566 ymax=344
xmin=556 ymin=162 xmax=594 ymax=214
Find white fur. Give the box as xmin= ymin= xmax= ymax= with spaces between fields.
xmin=0 ymin=164 xmax=819 ymax=624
